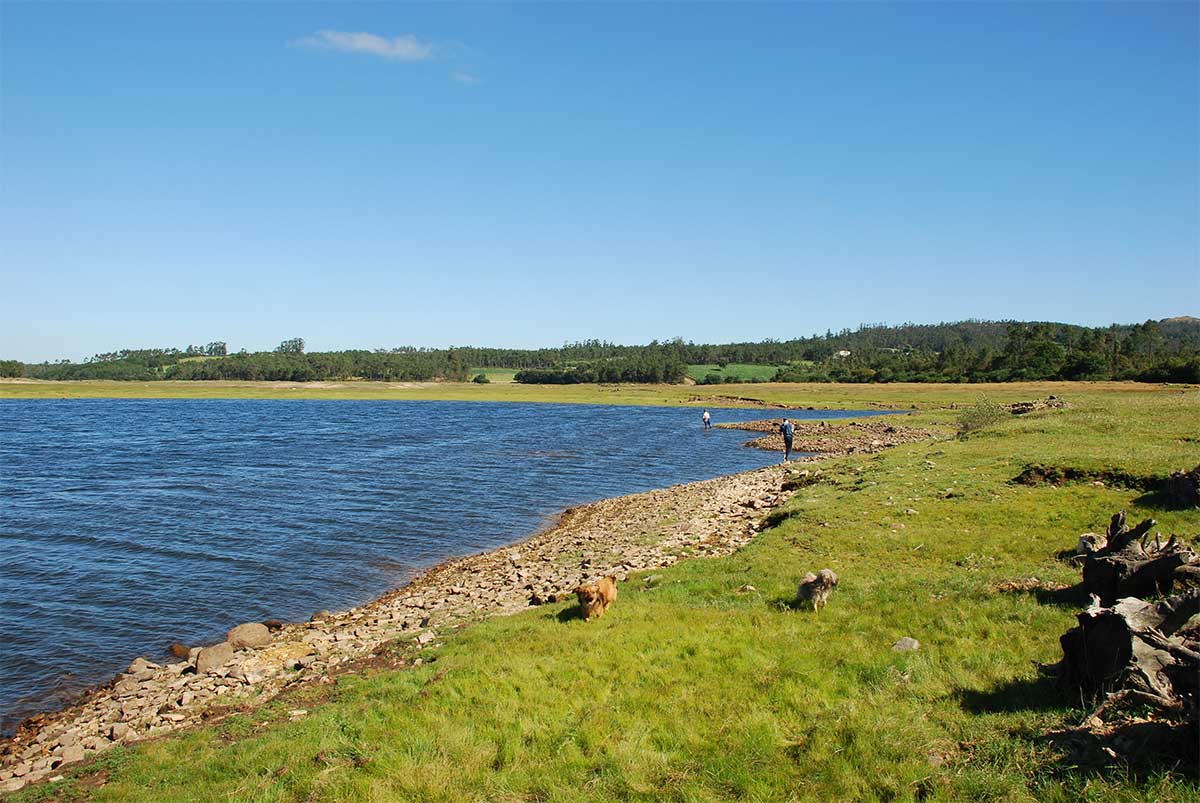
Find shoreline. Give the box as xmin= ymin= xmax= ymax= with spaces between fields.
xmin=1 ymin=454 xmax=831 ymax=792
xmin=0 ymin=401 xmax=954 ymax=794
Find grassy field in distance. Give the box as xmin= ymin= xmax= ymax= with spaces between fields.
xmin=2 ymin=378 xmax=1190 ymax=413
xmin=6 ymin=384 xmax=1199 ymax=802
xmin=469 ymin=367 xmax=519 ymax=383
xmin=685 ymin=363 xmax=786 ymax=382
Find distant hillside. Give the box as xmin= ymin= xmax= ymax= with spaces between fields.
xmin=5 ymin=318 xmax=1197 ymax=384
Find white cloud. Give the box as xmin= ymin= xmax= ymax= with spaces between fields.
xmin=452 ymin=71 xmax=481 ymax=85
xmin=295 ymin=30 xmax=434 ymax=61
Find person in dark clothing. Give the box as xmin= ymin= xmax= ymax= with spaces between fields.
xmin=779 ymin=418 xmax=795 ymax=461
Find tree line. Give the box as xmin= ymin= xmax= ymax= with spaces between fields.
xmin=514 ymin=354 xmax=688 ymax=384
xmin=5 ymin=319 xmax=1198 ymax=384
xmin=769 ymin=320 xmax=1199 ymax=383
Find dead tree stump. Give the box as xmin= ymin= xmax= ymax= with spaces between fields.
xmin=1081 ymin=511 xmax=1198 ymax=604
xmin=1057 ymin=591 xmax=1199 ymax=718
xmin=1166 ymin=464 xmax=1200 ymax=509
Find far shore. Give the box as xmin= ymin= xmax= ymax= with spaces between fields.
xmin=0 ymin=377 xmax=1182 ymax=410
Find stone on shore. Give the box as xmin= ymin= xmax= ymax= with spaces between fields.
xmin=235 ymin=641 xmax=317 ymax=681
xmin=195 ymin=641 xmax=235 ymax=673
xmin=109 ymin=722 xmax=136 ymax=742
xmin=127 ymin=657 xmax=156 ymax=674
xmin=226 ymin=622 xmax=272 ymax=649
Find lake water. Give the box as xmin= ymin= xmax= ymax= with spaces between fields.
xmin=0 ymin=399 xmax=893 ymax=732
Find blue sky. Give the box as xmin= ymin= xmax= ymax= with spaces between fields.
xmin=1 ymin=2 xmax=1196 ymax=361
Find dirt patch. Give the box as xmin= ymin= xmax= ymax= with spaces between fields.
xmin=994 ymin=577 xmax=1070 ymax=594
xmin=1042 ymin=718 xmax=1198 ymax=778
xmin=717 ymin=418 xmax=937 ymax=456
xmin=685 ymin=395 xmax=792 ymax=409
xmin=1011 ymin=464 xmax=1160 ymax=491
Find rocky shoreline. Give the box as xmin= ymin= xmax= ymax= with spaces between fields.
xmin=0 ymin=410 xmax=946 ymax=795
xmin=0 ymin=458 xmax=819 ymax=794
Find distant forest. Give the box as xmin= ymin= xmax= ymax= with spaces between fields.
xmin=4 ymin=318 xmax=1198 ymax=385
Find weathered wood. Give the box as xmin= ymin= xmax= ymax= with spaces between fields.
xmin=1050 ymin=513 xmax=1199 ymax=763
xmin=1080 ymin=511 xmax=1198 ymax=604
xmin=1056 ymin=590 xmax=1199 ymax=720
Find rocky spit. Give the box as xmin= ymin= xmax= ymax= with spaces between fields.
xmin=715 ymin=417 xmax=936 ymax=455
xmin=0 ymin=460 xmax=816 ymax=794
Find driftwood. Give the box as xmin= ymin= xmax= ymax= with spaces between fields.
xmin=1057 ymin=591 xmax=1199 ymax=720
xmin=1081 ymin=511 xmax=1198 ymax=604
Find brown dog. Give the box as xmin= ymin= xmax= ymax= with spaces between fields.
xmin=574 ymin=575 xmax=618 ymax=620
xmin=796 ymin=569 xmax=838 ymax=612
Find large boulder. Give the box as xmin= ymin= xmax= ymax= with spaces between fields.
xmin=195 ymin=641 xmax=234 ymax=673
xmin=59 ymin=745 xmax=84 ymax=765
xmin=226 ymin=622 xmax=272 ymax=649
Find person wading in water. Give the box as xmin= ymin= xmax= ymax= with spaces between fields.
xmin=779 ymin=417 xmax=795 ymax=461
xmin=702 ymin=410 xmax=711 ymax=430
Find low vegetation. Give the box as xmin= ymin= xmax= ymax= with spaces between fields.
xmin=8 ymin=385 xmax=1198 ymax=802
xmin=514 ymin=355 xmax=687 ymax=384
xmin=956 ymin=397 xmax=1009 ymax=437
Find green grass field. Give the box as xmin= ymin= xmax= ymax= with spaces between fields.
xmin=8 ymin=384 xmax=1198 ymax=802
xmin=469 ymin=367 xmax=519 ymax=383
xmin=686 ymin=363 xmax=787 ymax=382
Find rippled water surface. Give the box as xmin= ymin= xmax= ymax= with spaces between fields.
xmin=0 ymin=399 xmax=893 ymax=730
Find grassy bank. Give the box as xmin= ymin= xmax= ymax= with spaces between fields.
xmin=8 ymin=386 xmax=1200 ymax=802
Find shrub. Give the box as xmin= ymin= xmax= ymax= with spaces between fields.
xmin=472 ymin=373 xmax=490 ymax=384
xmin=957 ymin=396 xmax=1008 ymax=437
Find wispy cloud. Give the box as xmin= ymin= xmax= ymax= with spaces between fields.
xmin=451 ymin=71 xmax=481 ymax=85
xmin=294 ymin=30 xmax=434 ymax=61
